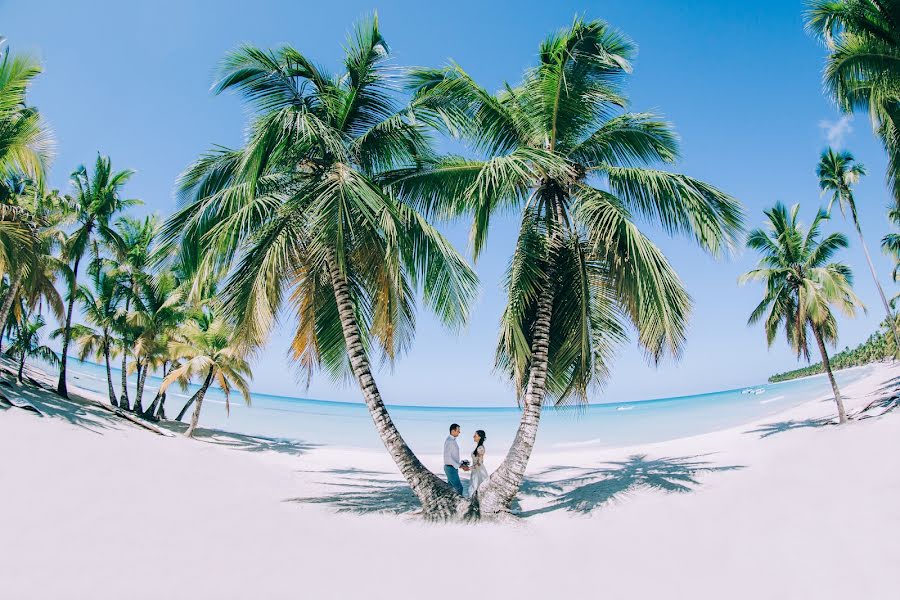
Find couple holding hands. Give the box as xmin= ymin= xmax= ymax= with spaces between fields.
xmin=442 ymin=423 xmax=488 ymax=497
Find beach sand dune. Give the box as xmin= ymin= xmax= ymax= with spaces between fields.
xmin=2 ymin=362 xmax=900 ymax=599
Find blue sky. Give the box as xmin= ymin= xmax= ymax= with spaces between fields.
xmin=4 ymin=0 xmax=896 ymax=406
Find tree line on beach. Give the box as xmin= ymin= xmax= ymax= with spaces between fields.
xmin=2 ymin=2 xmax=900 ymax=520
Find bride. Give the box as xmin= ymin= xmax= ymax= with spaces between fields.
xmin=468 ymin=430 xmax=488 ymax=497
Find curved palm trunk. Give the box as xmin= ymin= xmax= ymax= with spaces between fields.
xmin=326 ymin=251 xmax=466 ymax=519
xmin=0 ymin=269 xmax=24 ymax=335
xmin=143 ymin=362 xmax=169 ymax=420
xmin=57 ymin=255 xmax=82 ymax=398
xmin=103 ymin=339 xmax=118 ymax=407
xmin=175 ymin=375 xmax=209 ymax=423
xmin=812 ymin=323 xmax=847 ymax=424
xmin=855 ymin=224 xmax=900 ymax=357
xmin=184 ymin=367 xmax=214 ymax=438
xmin=132 ymin=359 xmax=147 ymax=414
xmin=475 ymin=272 xmax=554 ymax=516
xmin=17 ymin=347 xmax=26 ymax=383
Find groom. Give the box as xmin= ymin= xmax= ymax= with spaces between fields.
xmin=443 ymin=423 xmax=469 ymax=495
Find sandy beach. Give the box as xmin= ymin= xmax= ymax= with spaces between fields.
xmin=1 ymin=360 xmax=898 ymax=599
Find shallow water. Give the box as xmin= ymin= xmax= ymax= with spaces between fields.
xmin=56 ymin=357 xmax=870 ymax=454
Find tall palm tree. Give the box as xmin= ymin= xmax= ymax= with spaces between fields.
xmin=806 ymin=1 xmax=900 ymax=200
xmin=161 ymin=317 xmax=251 ymax=438
xmin=161 ymin=17 xmax=478 ymax=517
xmin=817 ymin=147 xmax=900 ymax=354
xmin=57 ymin=156 xmax=137 ymax=398
xmin=5 ymin=311 xmax=58 ymax=383
xmin=70 ymin=252 xmax=122 ymax=406
xmin=402 ymin=18 xmax=744 ymax=515
xmin=742 ymin=203 xmax=862 ymax=423
xmin=107 ymin=215 xmax=154 ymax=410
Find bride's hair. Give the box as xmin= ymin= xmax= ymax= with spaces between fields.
xmin=474 ymin=430 xmax=486 ymax=455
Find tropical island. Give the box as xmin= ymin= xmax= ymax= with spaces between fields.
xmin=3 ymin=3 xmax=900 ymax=599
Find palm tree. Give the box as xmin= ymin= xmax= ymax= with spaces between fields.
xmin=1 ymin=180 xmax=65 ymax=339
xmin=161 ymin=17 xmax=478 ymax=517
xmin=161 ymin=316 xmax=251 ymax=438
xmin=128 ymin=271 xmax=185 ymax=414
xmin=401 ymin=18 xmax=743 ymax=515
xmin=817 ymin=148 xmax=900 ymax=355
xmin=806 ymin=1 xmax=900 ymax=200
xmin=107 ymin=215 xmax=155 ymax=410
xmin=57 ymin=156 xmax=137 ymax=398
xmin=0 ymin=176 xmax=40 ymax=329
xmin=0 ymin=42 xmax=53 ymax=184
xmin=742 ymin=203 xmax=862 ymax=423
xmin=70 ymin=251 xmax=122 ymax=405
xmin=5 ymin=311 xmax=58 ymax=383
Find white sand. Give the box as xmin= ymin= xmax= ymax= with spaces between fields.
xmin=2 ymin=361 xmax=900 ymax=599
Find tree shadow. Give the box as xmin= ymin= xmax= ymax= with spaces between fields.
xmin=0 ymin=376 xmax=122 ymax=434
xmin=515 ymin=454 xmax=744 ymax=517
xmin=183 ymin=428 xmax=321 ymax=456
xmin=288 ymin=454 xmax=742 ymax=518
xmin=285 ymin=468 xmax=421 ymax=514
xmin=745 ymin=418 xmax=833 ymax=439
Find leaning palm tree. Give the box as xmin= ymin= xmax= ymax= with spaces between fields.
xmin=161 ymin=17 xmax=478 ymax=516
xmin=817 ymin=147 xmax=900 ymax=354
xmin=161 ymin=317 xmax=251 ymax=438
xmin=741 ymin=203 xmax=862 ymax=423
xmin=5 ymin=312 xmax=58 ymax=383
xmin=806 ymin=1 xmax=900 ymax=200
xmin=57 ymin=156 xmax=138 ymax=398
xmin=401 ymin=18 xmax=743 ymax=515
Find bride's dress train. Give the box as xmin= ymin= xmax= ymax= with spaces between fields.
xmin=468 ymin=445 xmax=488 ymax=497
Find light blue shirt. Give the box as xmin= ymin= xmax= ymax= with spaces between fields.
xmin=443 ymin=435 xmax=460 ymax=468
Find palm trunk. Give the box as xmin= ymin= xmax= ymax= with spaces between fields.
xmin=132 ymin=359 xmax=147 ymax=414
xmin=325 ymin=250 xmax=465 ymax=519
xmin=143 ymin=361 xmax=168 ymax=420
xmin=17 ymin=348 xmax=25 ymax=383
xmin=476 ymin=269 xmax=554 ymax=516
xmin=0 ymin=269 xmax=23 ymax=336
xmin=57 ymin=255 xmax=81 ymax=398
xmin=855 ymin=225 xmax=900 ymax=358
xmin=812 ymin=323 xmax=847 ymax=424
xmin=175 ymin=377 xmax=207 ymax=422
xmin=103 ymin=339 xmax=118 ymax=407
xmin=118 ymin=297 xmax=131 ymax=410
xmin=476 ymin=200 xmax=564 ymax=517
xmin=184 ymin=367 xmax=214 ymax=438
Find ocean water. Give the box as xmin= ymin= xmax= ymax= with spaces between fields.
xmin=55 ymin=357 xmax=871 ymax=454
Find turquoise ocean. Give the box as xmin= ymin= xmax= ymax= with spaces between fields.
xmin=58 ymin=358 xmax=869 ymax=454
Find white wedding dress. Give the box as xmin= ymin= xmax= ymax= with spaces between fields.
xmin=468 ymin=445 xmax=488 ymax=497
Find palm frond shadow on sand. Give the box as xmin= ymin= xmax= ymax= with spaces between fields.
xmin=745 ymin=376 xmax=900 ymax=438
xmin=286 ymin=454 xmax=744 ymax=518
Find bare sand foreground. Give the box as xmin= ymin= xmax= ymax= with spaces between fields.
xmin=2 ymin=361 xmax=900 ymax=600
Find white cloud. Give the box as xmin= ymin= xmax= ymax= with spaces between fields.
xmin=819 ymin=115 xmax=853 ymax=148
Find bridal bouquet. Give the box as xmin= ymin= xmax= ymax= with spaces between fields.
xmin=459 ymin=460 xmax=471 ymax=469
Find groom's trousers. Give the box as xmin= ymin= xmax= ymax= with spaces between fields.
xmin=444 ymin=465 xmax=463 ymax=495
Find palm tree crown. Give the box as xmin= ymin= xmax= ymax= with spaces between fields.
xmin=743 ymin=203 xmax=861 ymax=355
xmin=806 ymin=0 xmax=900 ymax=199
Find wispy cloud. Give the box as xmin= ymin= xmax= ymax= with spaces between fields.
xmin=818 ymin=115 xmax=853 ymax=148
